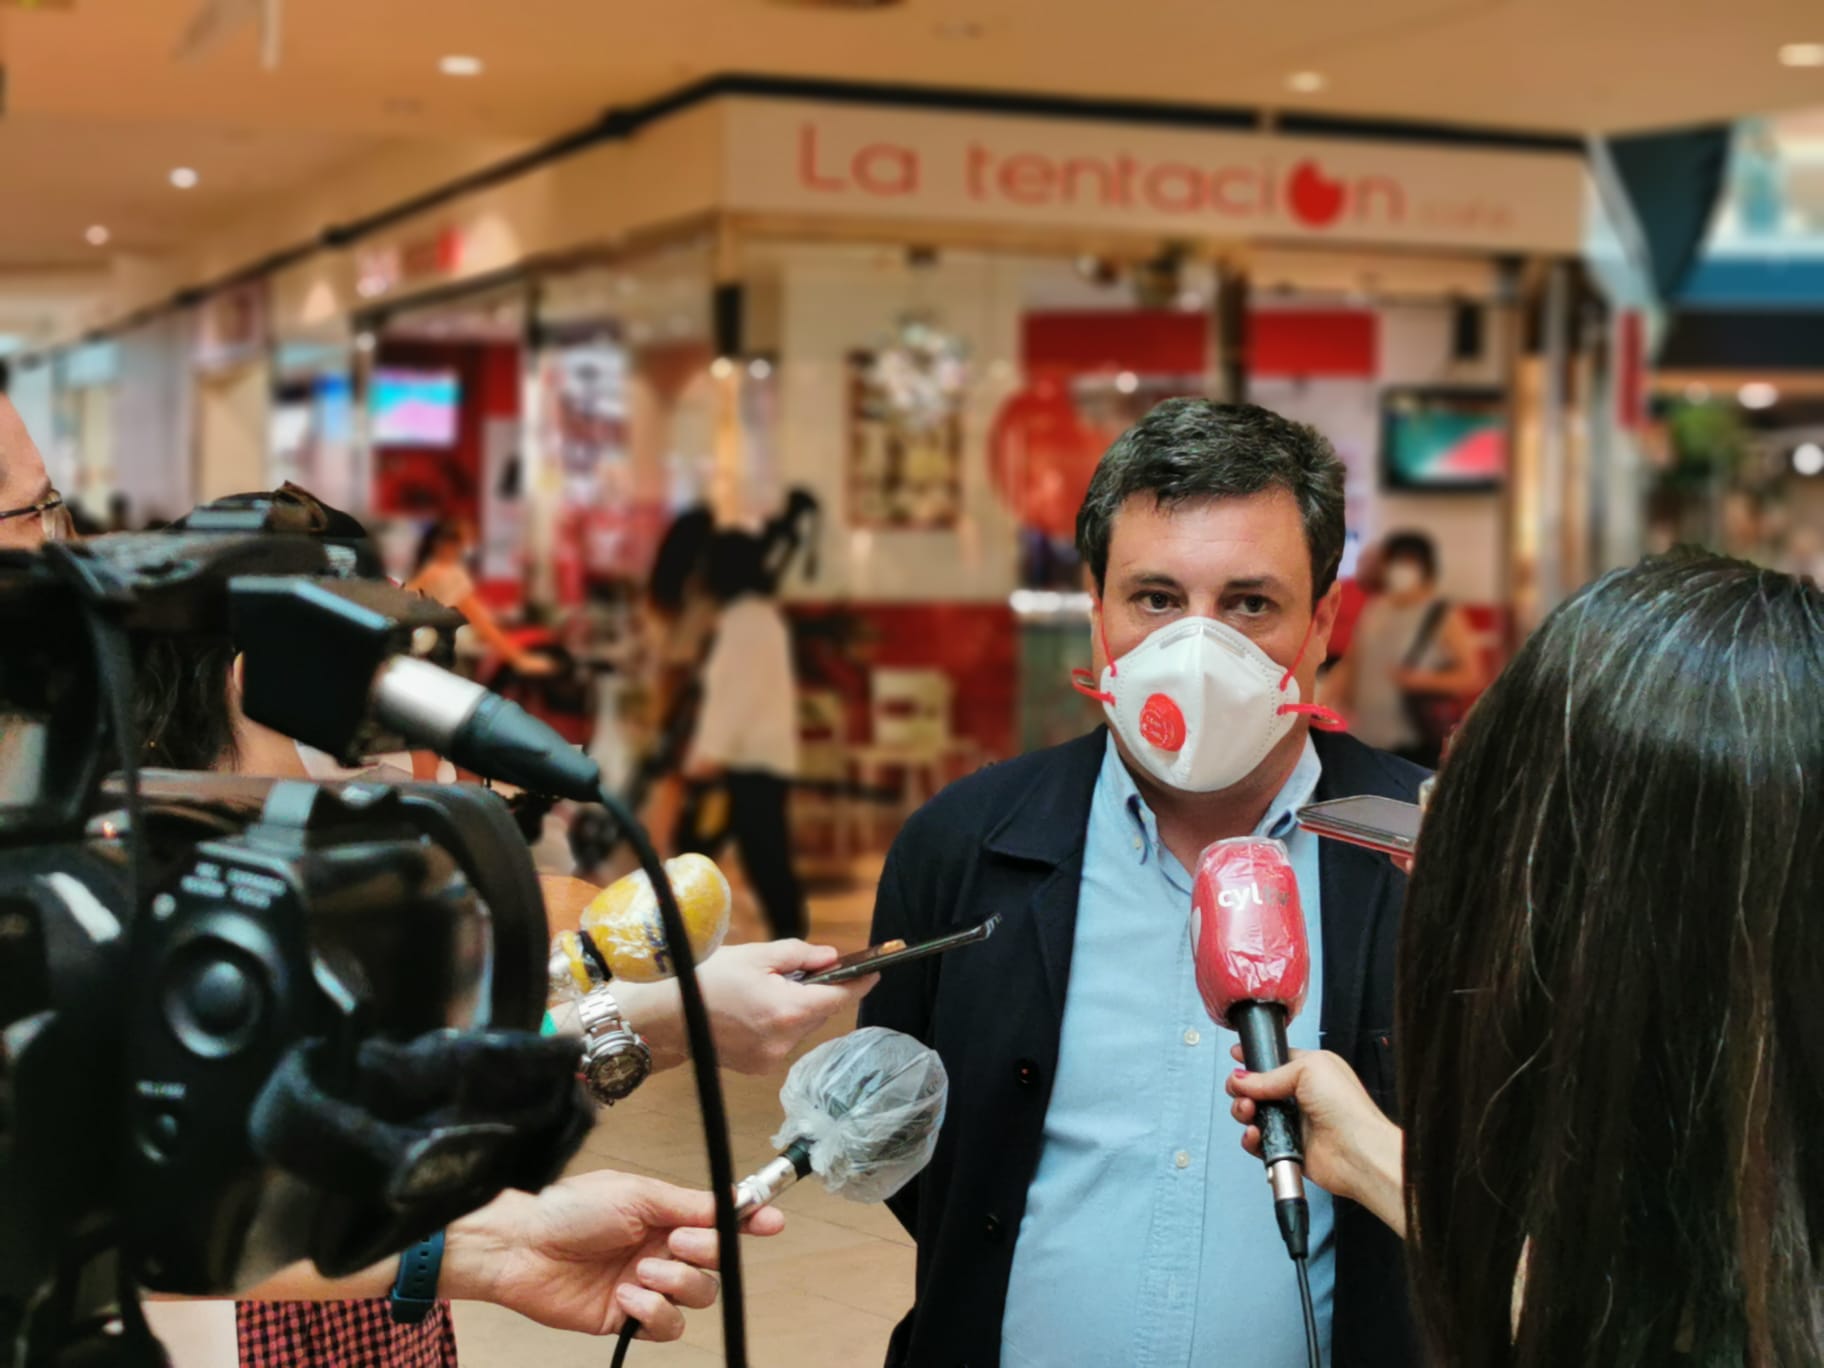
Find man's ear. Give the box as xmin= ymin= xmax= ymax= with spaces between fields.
xmin=229 ymin=653 xmax=247 ymax=700
xmin=1313 ymin=581 xmax=1343 ymax=656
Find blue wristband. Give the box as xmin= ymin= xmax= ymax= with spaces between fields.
xmin=388 ymin=1230 xmax=445 ymax=1325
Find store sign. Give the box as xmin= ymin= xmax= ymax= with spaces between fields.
xmin=723 ymin=98 xmax=1585 ymax=252
xmin=355 ymin=228 xmax=464 ymax=300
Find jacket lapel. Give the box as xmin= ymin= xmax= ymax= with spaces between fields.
xmin=981 ymin=728 xmax=1107 ymax=1024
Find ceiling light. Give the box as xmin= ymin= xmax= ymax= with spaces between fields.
xmin=1114 ymin=371 xmax=1139 ymax=395
xmin=1779 ymin=42 xmax=1824 ymax=67
xmin=1794 ymin=442 xmax=1824 ymax=477
xmin=748 ymin=358 xmax=773 ymax=380
xmin=84 ymin=225 xmax=110 ymax=247
xmin=1739 ymin=381 xmax=1780 ymax=410
xmin=354 ymin=332 xmax=377 ymax=353
xmin=1287 ymin=71 xmax=1328 ymax=94
xmin=439 ymin=54 xmax=484 ymax=77
xmin=710 ymin=357 xmax=736 ymax=380
xmin=169 ymin=167 xmax=199 ymax=190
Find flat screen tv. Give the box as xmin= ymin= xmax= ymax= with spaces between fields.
xmin=1380 ymin=388 xmax=1505 ymax=492
xmin=372 ymin=369 xmax=460 ymax=448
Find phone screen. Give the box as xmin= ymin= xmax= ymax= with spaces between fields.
xmin=1296 ymin=795 xmax=1424 ymax=854
xmin=796 ymin=914 xmax=1002 ymax=985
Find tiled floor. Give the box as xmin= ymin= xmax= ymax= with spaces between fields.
xmin=455 ymin=857 xmax=914 ymax=1368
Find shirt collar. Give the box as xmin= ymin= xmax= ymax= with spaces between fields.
xmin=1100 ymin=733 xmax=1325 ymax=862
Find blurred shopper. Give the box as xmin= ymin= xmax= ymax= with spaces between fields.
xmin=1228 ymin=552 xmax=1824 ymax=1367
xmin=678 ymin=529 xmax=807 ymax=941
xmin=1322 ymin=530 xmax=1482 ymax=766
xmin=862 ymin=401 xmax=1423 ymax=1368
xmin=406 ymin=518 xmax=552 ymax=675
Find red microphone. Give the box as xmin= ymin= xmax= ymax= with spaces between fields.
xmin=1190 ymin=836 xmax=1312 ymax=1261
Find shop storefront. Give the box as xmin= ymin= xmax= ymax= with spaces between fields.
xmin=221 ymin=81 xmax=1651 ymax=785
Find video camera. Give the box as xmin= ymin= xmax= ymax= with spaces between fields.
xmin=0 ymin=497 xmax=592 ymax=1368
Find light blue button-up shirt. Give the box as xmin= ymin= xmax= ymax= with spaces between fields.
xmin=1001 ymin=735 xmax=1334 ymax=1368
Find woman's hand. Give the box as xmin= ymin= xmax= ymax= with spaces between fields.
xmin=1226 ymin=1046 xmax=1407 ymax=1239
xmin=442 ymin=1170 xmax=785 ymax=1340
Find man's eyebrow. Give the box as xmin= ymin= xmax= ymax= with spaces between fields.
xmin=1223 ymin=575 xmax=1291 ymax=594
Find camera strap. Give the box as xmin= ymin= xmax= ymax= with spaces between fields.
xmin=249 ymin=1030 xmax=592 ymax=1276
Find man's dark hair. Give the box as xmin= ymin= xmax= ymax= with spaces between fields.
xmin=1382 ymin=530 xmax=1438 ymax=582
xmin=1074 ymin=399 xmax=1347 ymax=602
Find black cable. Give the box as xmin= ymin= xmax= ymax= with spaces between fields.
xmin=594 ymin=786 xmax=746 ymax=1368
xmin=1294 ymin=1255 xmax=1320 ymax=1368
xmin=610 ymin=1319 xmax=638 ymax=1368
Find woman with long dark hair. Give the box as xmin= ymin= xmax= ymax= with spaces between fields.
xmin=1228 ymin=552 xmax=1824 ymax=1365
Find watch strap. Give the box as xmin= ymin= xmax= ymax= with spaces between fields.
xmin=388 ymin=1229 xmax=446 ymax=1324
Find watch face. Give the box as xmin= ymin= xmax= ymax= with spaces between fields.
xmin=584 ymin=1042 xmax=651 ymax=1103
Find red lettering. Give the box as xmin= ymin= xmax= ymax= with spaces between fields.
xmin=1210 ymin=166 xmax=1260 ymax=214
xmin=1353 ymin=175 xmax=1405 ymax=222
xmin=798 ymin=123 xmax=845 ymax=192
xmin=999 ymin=153 xmax=1057 ymax=205
xmin=1144 ymin=162 xmax=1204 ymax=213
xmin=1113 ymin=154 xmax=1138 ymax=207
xmin=1260 ymin=160 xmax=1278 ymax=214
xmin=855 ymin=143 xmax=918 ymax=196
xmin=967 ymin=143 xmax=993 ymax=200
xmin=1061 ymin=157 xmax=1114 ymax=206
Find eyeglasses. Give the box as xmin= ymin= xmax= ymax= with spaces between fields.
xmin=0 ymin=491 xmax=74 ymax=542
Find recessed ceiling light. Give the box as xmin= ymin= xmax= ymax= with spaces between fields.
xmin=1793 ymin=441 xmax=1824 ymax=476
xmin=1779 ymin=42 xmax=1824 ymax=67
xmin=439 ymin=54 xmax=484 ymax=77
xmin=1114 ymin=371 xmax=1139 ymax=395
xmin=1739 ymin=381 xmax=1780 ymax=410
xmin=710 ymin=357 xmax=736 ymax=380
xmin=84 ymin=225 xmax=110 ymax=247
xmin=169 ymin=167 xmax=199 ymax=190
xmin=748 ymin=358 xmax=773 ymax=380
xmin=1287 ymin=71 xmax=1328 ymax=94
xmin=935 ymin=20 xmax=983 ymax=38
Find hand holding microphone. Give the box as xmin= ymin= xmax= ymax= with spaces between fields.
xmin=1190 ymin=837 xmax=1312 ymax=1256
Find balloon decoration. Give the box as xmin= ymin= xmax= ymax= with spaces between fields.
xmin=987 ymin=375 xmax=1120 ymax=543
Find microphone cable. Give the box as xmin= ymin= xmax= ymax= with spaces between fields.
xmin=1294 ymin=1254 xmax=1319 ymax=1368
xmin=593 ymin=783 xmax=745 ymax=1368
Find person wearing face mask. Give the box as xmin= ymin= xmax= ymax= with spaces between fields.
xmin=1321 ymin=530 xmax=1483 ymax=767
xmin=860 ymin=399 xmax=1424 ymax=1368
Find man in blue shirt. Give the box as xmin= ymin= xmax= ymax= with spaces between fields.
xmin=862 ymin=399 xmax=1425 ymax=1368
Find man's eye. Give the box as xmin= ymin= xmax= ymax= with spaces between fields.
xmin=1237 ymin=595 xmax=1272 ymax=616
xmin=1137 ymin=591 xmax=1176 ymax=613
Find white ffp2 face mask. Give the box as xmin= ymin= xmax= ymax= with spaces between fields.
xmin=1073 ymin=615 xmax=1343 ymax=794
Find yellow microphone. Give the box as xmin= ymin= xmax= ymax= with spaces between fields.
xmin=549 ymin=853 xmax=733 ymax=996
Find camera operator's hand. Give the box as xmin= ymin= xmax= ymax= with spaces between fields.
xmin=1225 ymin=1046 xmax=1407 ymax=1239
xmin=442 ymin=1170 xmax=784 ymax=1340
xmin=615 ymin=940 xmax=878 ymax=1074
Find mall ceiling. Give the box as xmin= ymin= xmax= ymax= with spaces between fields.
xmin=0 ymin=0 xmax=1820 ymax=273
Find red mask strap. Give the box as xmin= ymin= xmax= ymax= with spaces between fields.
xmin=1097 ymin=610 xmax=1118 ymax=678
xmin=1276 ymin=700 xmax=1349 ymax=732
xmin=1278 ymin=612 xmax=1321 ymax=693
xmin=1071 ymin=667 xmax=1115 ymax=706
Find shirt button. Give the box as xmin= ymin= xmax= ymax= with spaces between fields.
xmin=983 ymin=1214 xmax=1004 ymax=1242
xmin=1174 ymin=1150 xmax=1191 ymax=1170
xmin=1131 ymin=836 xmax=1144 ymax=852
xmin=1182 ymin=1028 xmax=1201 ymax=1047
xmin=1014 ymin=1059 xmax=1039 ymax=1087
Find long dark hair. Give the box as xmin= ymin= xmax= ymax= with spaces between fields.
xmin=1397 ymin=551 xmax=1824 ymax=1366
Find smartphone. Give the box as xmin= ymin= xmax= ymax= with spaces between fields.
xmin=1296 ymin=795 xmax=1424 ymax=857
xmin=792 ymin=912 xmax=1003 ymax=985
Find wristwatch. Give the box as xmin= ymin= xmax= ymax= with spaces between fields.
xmin=576 ymin=984 xmax=652 ymax=1105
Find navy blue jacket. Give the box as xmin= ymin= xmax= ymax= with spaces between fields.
xmin=860 ymin=727 xmax=1425 ymax=1368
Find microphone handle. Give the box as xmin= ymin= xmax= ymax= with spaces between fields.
xmin=1232 ymin=1000 xmax=1310 ymax=1260
xmin=732 ymin=1136 xmax=815 ymax=1219
xmin=1232 ymin=1001 xmax=1302 ymax=1170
